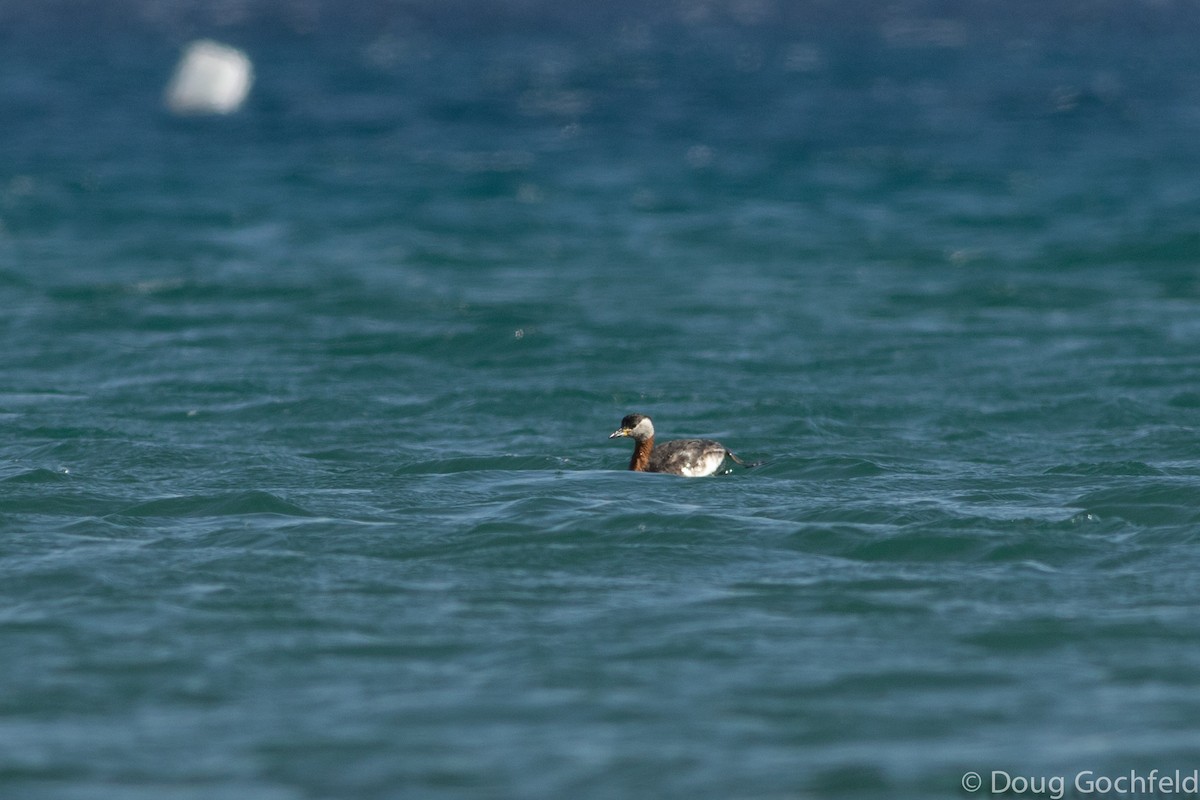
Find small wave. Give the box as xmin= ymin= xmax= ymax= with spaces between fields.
xmin=1168 ymin=391 xmax=1200 ymax=409
xmin=837 ymin=528 xmax=994 ymax=563
xmin=1044 ymin=461 xmax=1163 ymax=477
xmin=794 ymin=456 xmax=889 ymax=479
xmin=0 ymin=467 xmax=72 ymax=485
xmin=1072 ymin=482 xmax=1200 ymax=527
xmin=0 ymin=390 xmax=89 ymax=405
xmin=392 ymin=455 xmax=571 ymax=475
xmin=111 ymin=490 xmax=314 ymax=519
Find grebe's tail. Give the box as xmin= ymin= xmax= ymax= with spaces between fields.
xmin=726 ymin=451 xmax=760 ymax=468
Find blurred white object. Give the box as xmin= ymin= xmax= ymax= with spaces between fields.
xmin=165 ymin=40 xmax=253 ymax=115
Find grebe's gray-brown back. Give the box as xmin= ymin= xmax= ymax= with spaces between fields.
xmin=608 ymin=413 xmax=750 ymax=477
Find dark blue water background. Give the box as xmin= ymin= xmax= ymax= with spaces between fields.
xmin=3 ymin=2 xmax=1200 ymax=797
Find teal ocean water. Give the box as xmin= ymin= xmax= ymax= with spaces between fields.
xmin=4 ymin=3 xmax=1200 ymax=798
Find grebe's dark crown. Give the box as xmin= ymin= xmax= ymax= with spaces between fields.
xmin=620 ymin=413 xmax=649 ymax=428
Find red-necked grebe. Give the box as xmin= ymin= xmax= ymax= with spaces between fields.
xmin=608 ymin=413 xmax=750 ymax=477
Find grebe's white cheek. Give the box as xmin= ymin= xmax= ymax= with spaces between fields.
xmin=633 ymin=417 xmax=655 ymax=438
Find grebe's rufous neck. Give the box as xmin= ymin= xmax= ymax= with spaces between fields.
xmin=608 ymin=413 xmax=750 ymax=477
